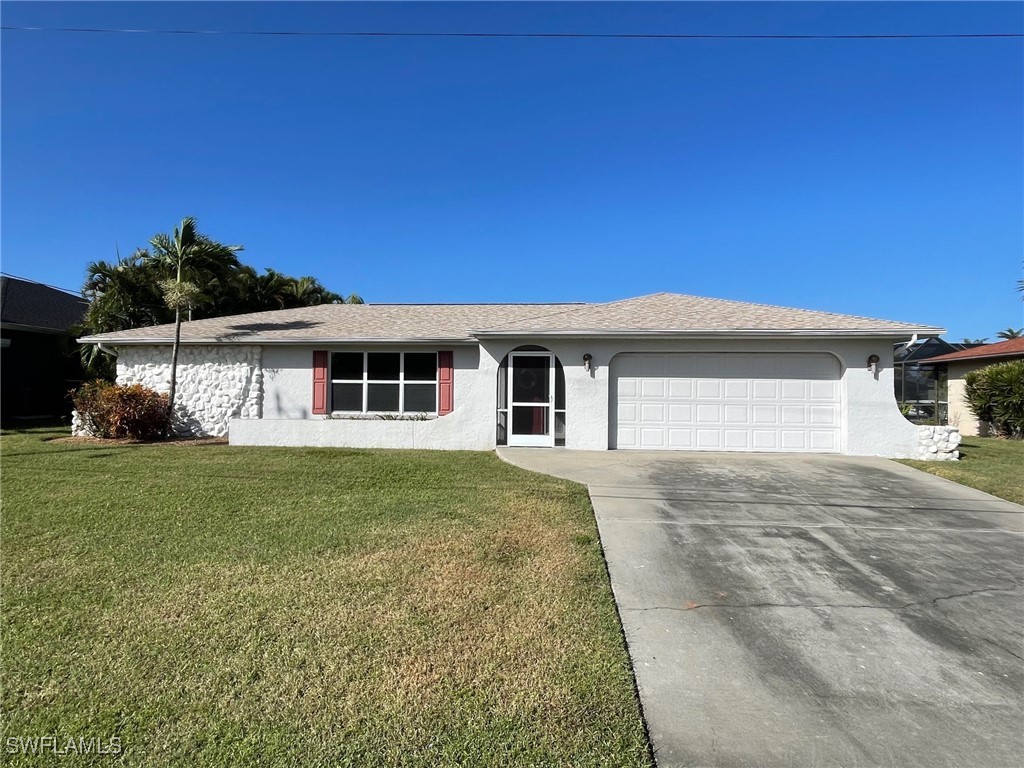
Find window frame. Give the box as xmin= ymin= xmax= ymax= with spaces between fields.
xmin=329 ymin=351 xmax=439 ymax=415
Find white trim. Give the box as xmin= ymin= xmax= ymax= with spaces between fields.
xmin=470 ymin=327 xmax=945 ymax=339
xmin=80 ymin=328 xmax=945 ymax=346
xmin=507 ymin=351 xmax=555 ymax=448
xmin=79 ymin=336 xmax=479 ymax=345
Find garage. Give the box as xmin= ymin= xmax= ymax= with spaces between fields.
xmin=611 ymin=352 xmax=842 ymax=452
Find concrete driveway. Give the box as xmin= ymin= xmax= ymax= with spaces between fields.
xmin=498 ymin=448 xmax=1024 ymax=768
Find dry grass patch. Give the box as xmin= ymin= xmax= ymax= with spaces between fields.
xmin=1 ymin=429 xmax=651 ymax=767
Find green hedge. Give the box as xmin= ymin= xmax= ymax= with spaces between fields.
xmin=964 ymin=360 xmax=1024 ymax=439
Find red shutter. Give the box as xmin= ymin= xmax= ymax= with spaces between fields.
xmin=312 ymin=350 xmax=328 ymax=415
xmin=438 ymin=351 xmax=454 ymax=416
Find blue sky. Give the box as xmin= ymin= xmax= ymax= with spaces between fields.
xmin=2 ymin=1 xmax=1022 ymax=340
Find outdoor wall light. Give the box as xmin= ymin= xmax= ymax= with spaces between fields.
xmin=583 ymin=353 xmax=593 ymax=372
xmin=867 ymin=354 xmax=880 ymax=375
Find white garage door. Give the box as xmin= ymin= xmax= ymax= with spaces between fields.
xmin=613 ymin=353 xmax=841 ymax=452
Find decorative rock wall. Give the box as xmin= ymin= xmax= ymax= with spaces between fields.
xmin=73 ymin=345 xmax=263 ymax=437
xmin=917 ymin=425 xmax=961 ymax=461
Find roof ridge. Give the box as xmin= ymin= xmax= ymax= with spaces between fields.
xmin=482 ymin=291 xmax=929 ymax=332
xmin=666 ymin=292 xmax=926 ymax=327
xmin=472 ymin=299 xmax=602 ymax=328
xmin=475 ymin=292 xmax=677 ymax=328
xmin=368 ymin=301 xmax=584 ymax=307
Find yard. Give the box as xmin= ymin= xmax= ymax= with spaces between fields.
xmin=0 ymin=428 xmax=652 ymax=767
xmin=897 ymin=436 xmax=1024 ymax=505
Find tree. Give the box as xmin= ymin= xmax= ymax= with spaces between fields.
xmin=996 ymin=327 xmax=1023 ymax=340
xmin=143 ymin=217 xmax=242 ymax=420
xmin=961 ymin=338 xmax=989 ymax=345
xmin=77 ymin=222 xmax=363 ymax=380
xmin=77 ymin=252 xmax=171 ymax=378
xmin=964 ymin=360 xmax=1024 ymax=438
xmin=284 ymin=275 xmax=362 ymax=307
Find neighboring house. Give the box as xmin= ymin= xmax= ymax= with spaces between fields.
xmin=923 ymin=338 xmax=1024 ymax=436
xmin=892 ymin=337 xmax=981 ymax=425
xmin=78 ymin=292 xmax=946 ymax=457
xmin=1 ymin=275 xmax=88 ymax=424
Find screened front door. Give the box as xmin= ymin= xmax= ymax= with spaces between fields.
xmin=508 ymin=352 xmax=554 ymax=447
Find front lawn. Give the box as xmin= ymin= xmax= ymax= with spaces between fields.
xmin=896 ymin=436 xmax=1024 ymax=505
xmin=0 ymin=429 xmax=652 ymax=767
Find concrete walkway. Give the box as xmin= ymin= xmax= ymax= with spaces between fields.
xmin=498 ymin=448 xmax=1024 ymax=768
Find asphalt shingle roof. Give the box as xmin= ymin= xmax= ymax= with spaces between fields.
xmin=78 ymin=292 xmax=941 ymax=345
xmin=0 ymin=276 xmax=88 ymax=332
xmin=472 ymin=293 xmax=937 ymax=335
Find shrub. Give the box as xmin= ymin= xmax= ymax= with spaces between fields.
xmin=72 ymin=381 xmax=171 ymax=440
xmin=964 ymin=360 xmax=1024 ymax=439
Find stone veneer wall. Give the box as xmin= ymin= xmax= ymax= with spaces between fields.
xmin=916 ymin=425 xmax=961 ymax=461
xmin=74 ymin=345 xmax=263 ymax=437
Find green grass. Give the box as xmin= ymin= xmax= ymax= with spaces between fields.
xmin=0 ymin=428 xmax=652 ymax=767
xmin=896 ymin=436 xmax=1024 ymax=505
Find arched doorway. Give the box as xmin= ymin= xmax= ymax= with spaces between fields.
xmin=497 ymin=346 xmax=565 ymax=447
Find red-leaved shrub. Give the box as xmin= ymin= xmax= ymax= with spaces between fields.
xmin=72 ymin=381 xmax=171 ymax=440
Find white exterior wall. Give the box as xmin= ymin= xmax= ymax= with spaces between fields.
xmin=231 ymin=345 xmax=497 ymax=450
xmin=107 ymin=336 xmax=937 ymax=458
xmin=478 ymin=337 xmax=922 ymax=458
xmin=114 ymin=344 xmax=262 ymax=437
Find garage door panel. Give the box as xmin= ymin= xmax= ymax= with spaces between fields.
xmin=668 ymin=404 xmax=693 ymax=423
xmin=723 ymin=430 xmax=750 ymax=449
xmin=810 ymin=430 xmax=838 ymax=451
xmin=780 ymin=430 xmax=808 ymax=450
xmin=724 ymin=380 xmax=750 ymax=398
xmin=724 ymin=405 xmax=749 ymax=424
xmin=641 ymin=379 xmax=666 ymax=398
xmin=641 ymin=403 xmax=665 ymax=422
xmin=668 ymin=379 xmax=693 ymax=399
xmin=697 ymin=380 xmax=721 ymax=399
xmin=695 ymin=429 xmax=722 ymax=448
xmin=810 ymin=381 xmax=839 ymax=400
xmin=668 ymin=429 xmax=693 ymax=448
xmin=780 ymin=405 xmax=806 ymax=424
xmin=810 ymin=405 xmax=838 ymax=425
xmin=617 ymin=427 xmax=638 ymax=448
xmin=696 ymin=404 xmax=722 ymax=423
xmin=612 ymin=353 xmax=841 ymax=453
xmin=640 ymin=427 xmax=666 ymax=448
xmin=781 ymin=381 xmax=808 ymax=400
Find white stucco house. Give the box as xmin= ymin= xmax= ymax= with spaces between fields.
xmin=78 ymin=292 xmax=959 ymax=458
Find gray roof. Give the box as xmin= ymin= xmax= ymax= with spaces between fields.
xmin=78 ymin=293 xmax=942 ymax=346
xmin=1 ymin=276 xmax=88 ymax=332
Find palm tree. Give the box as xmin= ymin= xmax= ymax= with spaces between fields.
xmin=962 ymin=338 xmax=989 ymax=345
xmin=285 ymin=275 xmax=349 ymax=307
xmin=78 ymin=251 xmax=170 ymax=377
xmin=996 ymin=327 xmax=1023 ymax=340
xmin=144 ymin=218 xmax=242 ymax=419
